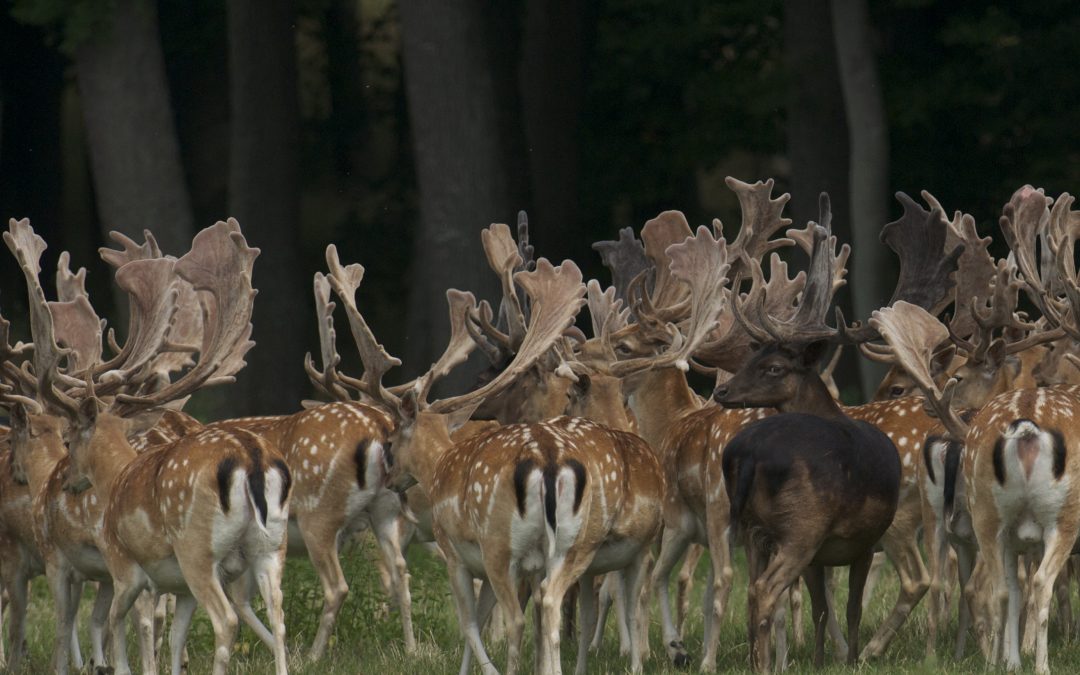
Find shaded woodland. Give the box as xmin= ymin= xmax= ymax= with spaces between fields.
xmin=2 ymin=0 xmax=1079 ymax=413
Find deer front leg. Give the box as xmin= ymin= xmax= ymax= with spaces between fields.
xmin=802 ymin=566 xmax=829 ymax=668
xmin=847 ymin=551 xmax=874 ymax=665
xmin=574 ymin=575 xmax=598 ymax=675
xmin=3 ymin=557 xmax=30 ymax=672
xmin=701 ymin=514 xmax=734 ymax=672
xmin=46 ymin=561 xmax=78 ymax=675
xmin=860 ymin=528 xmax=929 ymax=660
xmin=106 ymin=567 xmax=150 ymax=675
xmin=89 ymin=581 xmax=113 ymax=669
xmin=296 ymin=512 xmax=349 ymax=660
xmin=252 ymin=546 xmax=289 ymax=675
xmin=447 ymin=561 xmax=499 ymax=675
xmin=676 ymin=543 xmax=704 ymax=636
xmin=651 ymin=519 xmax=694 ymax=667
xmin=168 ymin=594 xmax=197 ymax=675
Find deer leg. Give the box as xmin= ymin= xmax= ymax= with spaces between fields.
xmin=131 ymin=590 xmax=161 ymax=675
xmin=251 ymin=546 xmax=289 ymax=675
xmin=822 ymin=567 xmax=849 ymax=661
xmin=106 ymin=567 xmax=149 ymax=675
xmin=1032 ymin=524 xmax=1079 ymax=675
xmin=47 ymin=561 xmax=77 ymax=675
xmin=446 ymin=561 xmax=498 ymax=675
xmin=749 ymin=545 xmax=815 ymax=673
xmin=461 ymin=580 xmax=499 ymax=675
xmin=574 ymin=575 xmax=598 ymax=675
xmin=789 ymin=580 xmax=805 ymax=648
xmin=701 ymin=510 xmax=734 ymax=672
xmin=541 ymin=550 xmax=597 ymax=675
xmin=226 ymin=570 xmax=275 ymax=649
xmin=589 ymin=574 xmax=614 ymax=650
xmin=167 ymin=594 xmax=197 ymax=675
xmin=772 ymin=586 xmax=789 ymax=672
xmin=802 ymin=565 xmax=829 ymax=668
xmin=88 ymin=574 xmax=112 ymax=665
xmin=651 ymin=521 xmax=694 ymax=667
xmin=5 ymin=558 xmax=29 ymax=672
xmin=676 ymin=543 xmax=704 ymax=636
xmin=953 ymin=541 xmax=976 ymax=660
xmin=371 ymin=501 xmax=417 ymax=652
xmin=68 ymin=578 xmax=86 ymax=671
xmin=617 ymin=555 xmax=649 ymax=673
xmin=860 ymin=551 xmax=887 ymax=610
xmin=152 ymin=593 xmax=169 ymax=656
xmin=1001 ymin=541 xmax=1023 ymax=671
xmin=925 ymin=513 xmax=948 ymax=657
xmin=173 ymin=545 xmax=239 ymax=675
xmin=847 ymin=550 xmax=874 ymax=666
xmin=298 ymin=514 xmax=349 ymax=660
xmin=860 ymin=528 xmax=929 ymax=660
xmin=1054 ymin=558 xmax=1072 ymax=640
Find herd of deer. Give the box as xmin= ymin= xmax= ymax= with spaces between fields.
xmin=1 ymin=178 xmax=1080 ymax=675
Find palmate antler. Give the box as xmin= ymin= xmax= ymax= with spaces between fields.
xmin=869 ymin=302 xmax=970 ymax=442
xmin=592 ymin=227 xmax=649 ymax=307
xmin=314 ymin=243 xmax=587 ymax=420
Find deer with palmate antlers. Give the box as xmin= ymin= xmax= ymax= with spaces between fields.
xmin=28 ymin=220 xmax=292 ymax=675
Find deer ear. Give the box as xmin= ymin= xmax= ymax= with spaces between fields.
xmin=400 ymin=389 xmax=419 ymax=422
xmin=985 ymin=339 xmax=1007 ymax=368
xmin=801 ymin=340 xmax=830 ymax=367
xmin=76 ymin=397 xmax=99 ymax=429
xmin=930 ymin=344 xmax=957 ymax=377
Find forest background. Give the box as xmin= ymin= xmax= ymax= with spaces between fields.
xmin=1 ymin=0 xmax=1078 ymax=414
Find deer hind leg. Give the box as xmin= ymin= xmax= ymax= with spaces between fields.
xmin=168 ymin=594 xmax=197 ymax=675
xmin=588 ymin=573 xmax=614 ymax=651
xmin=860 ymin=527 xmax=929 ymax=660
xmin=748 ymin=544 xmax=816 ymax=673
xmin=461 ymin=580 xmax=499 ymax=675
xmin=226 ymin=570 xmax=275 ymax=649
xmin=540 ymin=550 xmax=596 ymax=675
xmin=174 ymin=547 xmax=239 ymax=675
xmin=131 ymin=590 xmax=161 ymax=675
xmin=701 ymin=508 xmax=734 ymax=672
xmin=651 ymin=520 xmax=694 ymax=666
xmin=1053 ymin=558 xmax=1072 ymax=639
xmin=846 ymin=551 xmax=874 ymax=665
xmin=251 ymin=547 xmax=289 ymax=675
xmin=446 ymin=560 xmax=499 ymax=675
xmin=371 ymin=498 xmax=417 ymax=652
xmin=616 ymin=554 xmax=650 ymax=673
xmin=297 ymin=514 xmax=349 ymax=660
xmin=860 ymin=551 xmax=888 ymax=610
xmin=789 ymin=580 xmax=805 ymax=648
xmin=676 ymin=543 xmax=704 ymax=636
xmin=953 ymin=541 xmax=976 ymax=660
xmin=925 ymin=514 xmax=949 ymax=657
xmin=822 ymin=567 xmax=849 ymax=661
xmin=1032 ymin=524 xmax=1080 ymax=675
xmin=1001 ymin=540 xmax=1023 ymax=671
xmin=802 ymin=565 xmax=829 ymax=668
xmin=574 ymin=575 xmax=598 ymax=675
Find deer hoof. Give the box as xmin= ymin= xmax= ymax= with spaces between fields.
xmin=669 ymin=641 xmax=690 ymax=668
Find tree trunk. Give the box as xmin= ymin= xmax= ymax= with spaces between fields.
xmin=73 ymin=0 xmax=194 ymax=258
xmin=399 ymin=0 xmax=530 ymax=392
xmin=831 ymin=0 xmax=890 ymax=397
xmin=520 ymin=0 xmax=585 ymax=264
xmin=783 ymin=0 xmax=859 ymax=398
xmin=227 ymin=0 xmax=305 ymax=415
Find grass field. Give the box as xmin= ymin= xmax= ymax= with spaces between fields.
xmin=8 ymin=537 xmax=1074 ymax=674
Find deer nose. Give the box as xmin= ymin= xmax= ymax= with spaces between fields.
xmin=712 ymin=385 xmax=729 ymax=401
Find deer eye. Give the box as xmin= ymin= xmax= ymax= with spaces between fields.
xmin=889 ymin=385 xmax=905 ymax=398
xmin=766 ymin=365 xmax=784 ymax=376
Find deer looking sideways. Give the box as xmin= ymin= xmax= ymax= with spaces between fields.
xmin=5 ymin=218 xmax=293 ymax=675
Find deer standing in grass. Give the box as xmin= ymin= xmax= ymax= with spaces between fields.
xmin=712 ymin=208 xmax=903 ymax=672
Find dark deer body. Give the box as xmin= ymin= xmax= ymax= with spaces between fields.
xmin=715 ymin=341 xmax=901 ymax=671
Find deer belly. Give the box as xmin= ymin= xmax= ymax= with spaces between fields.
xmin=143 ymin=557 xmax=189 ymax=594
xmin=588 ymin=538 xmax=644 ymax=575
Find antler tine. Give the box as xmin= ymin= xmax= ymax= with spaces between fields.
xmin=148 ymin=277 xmax=204 ymax=379
xmin=48 ymin=295 xmax=103 ymax=374
xmin=304 ymin=272 xmax=352 ymax=401
xmin=939 ymin=205 xmax=995 ymax=340
xmin=481 ymin=223 xmax=528 ymax=349
xmin=3 ymin=219 xmax=82 ymax=415
xmin=56 ymin=251 xmax=90 ymax=303
xmin=99 ymin=229 xmax=162 ymax=269
xmin=409 ymin=289 xmax=481 ymax=405
xmin=320 ymin=244 xmax=402 ymax=410
xmin=113 ymin=220 xmax=258 ymax=413
xmin=517 ymin=211 xmax=536 ymax=271
xmin=429 ymin=258 xmax=586 ymax=414
xmin=464 ymin=302 xmax=507 ymax=367
xmin=723 ymin=176 xmax=795 ymax=277
xmin=641 ymin=211 xmax=694 ymax=312
xmin=586 ymin=279 xmax=629 ymax=340
xmin=869 ymin=302 xmax=970 ymax=441
xmin=0 ymin=305 xmax=38 ymax=400
xmin=965 ymin=258 xmax=1038 ymax=362
xmin=592 ymin=227 xmax=650 ymax=306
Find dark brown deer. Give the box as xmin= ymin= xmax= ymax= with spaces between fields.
xmin=712 ymin=198 xmax=905 ymax=672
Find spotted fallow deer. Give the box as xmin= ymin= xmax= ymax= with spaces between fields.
xmin=32 ymin=220 xmax=292 ymax=675
xmin=871 ymin=289 xmax=1080 ymax=675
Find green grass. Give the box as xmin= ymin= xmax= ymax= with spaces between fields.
xmin=7 ymin=540 xmax=1078 ymax=673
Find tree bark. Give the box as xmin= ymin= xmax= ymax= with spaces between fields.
xmin=520 ymin=0 xmax=585 ymax=264
xmin=783 ymin=0 xmax=859 ymax=397
xmin=73 ymin=0 xmax=194 ymax=258
xmin=227 ymin=0 xmax=306 ymax=415
xmin=399 ymin=0 xmax=529 ymax=391
xmin=831 ymin=0 xmax=890 ymax=397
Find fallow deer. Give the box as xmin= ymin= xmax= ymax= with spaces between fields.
xmin=712 ymin=211 xmax=903 ymax=672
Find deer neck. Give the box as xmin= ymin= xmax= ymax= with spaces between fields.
xmin=18 ymin=433 xmax=67 ymax=493
xmin=780 ymin=374 xmax=846 ymax=421
xmin=406 ymin=412 xmax=456 ymax=490
xmin=627 ymin=368 xmax=699 ymax=448
xmin=84 ymin=419 xmax=139 ymax=494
